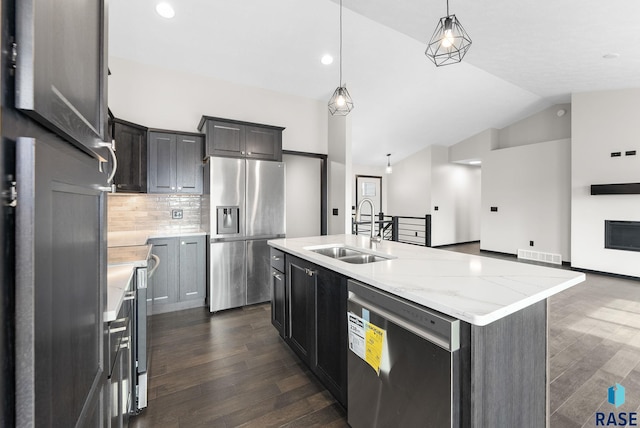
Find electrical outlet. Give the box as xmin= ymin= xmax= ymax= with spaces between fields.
xmin=611 ymin=152 xmax=622 ymax=157
xmin=332 ymin=208 xmax=339 ymax=216
xmin=172 ymin=209 xmax=183 ymax=219
xmin=530 ymin=240 xmax=534 ymax=247
xmin=626 ymin=150 xmax=636 ymax=156
xmin=490 ymin=207 xmax=498 ymax=212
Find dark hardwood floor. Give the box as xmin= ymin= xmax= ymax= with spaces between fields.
xmin=130 ymin=304 xmax=348 ymax=428
xmin=132 ymin=243 xmax=640 ymax=428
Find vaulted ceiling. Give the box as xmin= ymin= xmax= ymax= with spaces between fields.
xmin=109 ymin=0 xmax=640 ymax=166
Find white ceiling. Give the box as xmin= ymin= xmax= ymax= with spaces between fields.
xmin=109 ymin=0 xmax=640 ymax=167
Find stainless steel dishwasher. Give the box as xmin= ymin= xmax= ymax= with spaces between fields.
xmin=347 ymin=280 xmax=461 ymax=428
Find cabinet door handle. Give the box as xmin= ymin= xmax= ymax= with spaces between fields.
xmin=272 ymin=272 xmax=281 ymax=280
xmin=123 ymin=291 xmax=135 ymax=301
xmin=272 ymin=256 xmax=281 ymax=261
xmin=178 ymin=186 xmax=182 ymax=190
xmin=109 ymin=326 xmax=127 ymax=334
xmin=148 ymin=254 xmax=160 ymax=279
xmin=247 ymin=152 xmax=252 ymax=155
xmin=97 ymin=141 xmax=117 ymax=185
xmin=171 ymin=187 xmax=175 ymax=190
xmin=304 ymin=268 xmax=315 ymax=277
xmin=241 ymin=151 xmax=245 ymax=155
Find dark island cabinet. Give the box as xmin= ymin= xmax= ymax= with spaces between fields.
xmin=314 ymin=264 xmax=348 ymax=407
xmin=112 ymin=119 xmax=148 ymax=192
xmin=148 ymin=131 xmax=203 ymax=194
xmin=148 ymin=235 xmax=206 ymax=314
xmin=286 ymin=258 xmax=315 ymax=364
xmin=270 ymin=248 xmax=286 ymax=337
xmin=198 ymin=116 xmax=284 ymax=161
xmin=284 ymin=254 xmax=348 ymax=407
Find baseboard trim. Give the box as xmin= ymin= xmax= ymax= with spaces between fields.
xmin=434 ymin=240 xmax=481 ymax=248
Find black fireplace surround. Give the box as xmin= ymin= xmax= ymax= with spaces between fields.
xmin=605 ymin=220 xmax=640 ymax=252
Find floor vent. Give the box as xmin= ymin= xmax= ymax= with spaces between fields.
xmin=517 ymin=249 xmax=562 ymax=265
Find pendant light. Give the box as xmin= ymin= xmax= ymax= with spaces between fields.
xmin=328 ymin=0 xmax=354 ymax=115
xmin=425 ymin=0 xmax=472 ymax=67
xmin=386 ymin=154 xmax=392 ymax=174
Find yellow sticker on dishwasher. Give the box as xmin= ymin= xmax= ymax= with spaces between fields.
xmin=365 ymin=322 xmax=385 ymax=375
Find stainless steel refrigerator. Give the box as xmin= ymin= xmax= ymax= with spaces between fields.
xmin=204 ymin=157 xmax=285 ymax=312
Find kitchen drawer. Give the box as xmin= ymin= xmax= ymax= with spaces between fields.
xmin=270 ymin=248 xmax=285 ymax=273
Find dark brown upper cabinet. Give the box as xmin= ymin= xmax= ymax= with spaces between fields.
xmin=198 ymin=116 xmax=284 ymax=161
xmin=16 ymin=0 xmax=109 ymax=159
xmin=112 ymin=119 xmax=148 ymax=193
xmin=148 ymin=130 xmax=204 ymax=194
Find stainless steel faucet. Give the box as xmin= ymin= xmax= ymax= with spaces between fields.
xmin=355 ymin=198 xmax=382 ymax=248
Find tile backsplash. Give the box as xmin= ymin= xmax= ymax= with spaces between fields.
xmin=108 ymin=193 xmax=202 ymax=232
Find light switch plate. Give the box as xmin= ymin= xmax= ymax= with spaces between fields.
xmin=172 ymin=209 xmax=183 ymax=219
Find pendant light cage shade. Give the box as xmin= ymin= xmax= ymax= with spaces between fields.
xmin=425 ymin=15 xmax=472 ymax=66
xmin=328 ymin=86 xmax=354 ymax=116
xmin=328 ymin=0 xmax=354 ymax=116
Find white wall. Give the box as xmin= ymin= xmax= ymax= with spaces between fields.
xmin=449 ymin=128 xmax=498 ymax=163
xmin=498 ymin=103 xmax=571 ymax=149
xmin=283 ymin=154 xmax=322 ymax=238
xmin=328 ymin=115 xmax=352 ymax=235
xmin=386 ymin=147 xmax=432 ymax=217
xmin=383 ymin=145 xmax=480 ymax=246
xmin=572 ymin=89 xmax=640 ymax=276
xmin=431 ymin=146 xmax=481 ymax=246
xmin=108 ymin=56 xmax=328 ymax=154
xmin=481 ymin=139 xmax=571 ymax=260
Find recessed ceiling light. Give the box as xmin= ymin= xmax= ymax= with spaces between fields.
xmin=321 ymin=54 xmax=334 ymax=65
xmin=156 ymin=2 xmax=175 ymax=19
xmin=603 ymin=53 xmax=620 ymax=59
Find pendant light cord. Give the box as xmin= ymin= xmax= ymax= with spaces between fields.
xmin=339 ymin=0 xmax=343 ymax=86
xmin=446 ymin=0 xmax=450 ymax=16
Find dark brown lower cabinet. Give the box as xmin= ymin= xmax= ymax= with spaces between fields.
xmin=284 ymin=254 xmax=347 ymax=407
xmin=148 ymin=235 xmax=206 ymax=314
xmin=15 ymin=134 xmax=107 ymax=427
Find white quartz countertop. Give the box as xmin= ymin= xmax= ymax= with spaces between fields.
xmin=106 ymin=264 xmax=135 ymax=322
xmin=268 ymin=234 xmax=586 ymax=326
xmin=108 ymin=230 xmax=207 ymax=247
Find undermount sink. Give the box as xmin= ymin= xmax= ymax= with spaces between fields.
xmin=311 ymin=247 xmax=362 ymax=259
xmin=309 ymin=246 xmax=392 ymax=264
xmin=337 ymin=254 xmax=389 ymax=264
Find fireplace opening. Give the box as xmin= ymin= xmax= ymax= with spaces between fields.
xmin=605 ymin=220 xmax=640 ymax=252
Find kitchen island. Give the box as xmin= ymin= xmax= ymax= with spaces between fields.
xmin=268 ymin=234 xmax=585 ymax=427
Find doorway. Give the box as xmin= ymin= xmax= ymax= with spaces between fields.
xmin=355 ymin=175 xmax=382 ymax=216
xmin=283 ymin=151 xmax=327 ymax=238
